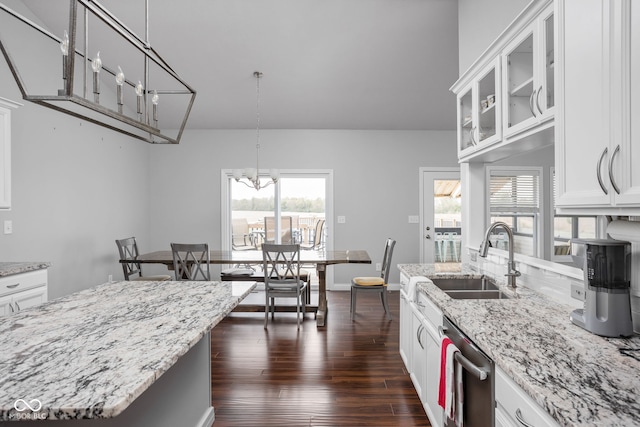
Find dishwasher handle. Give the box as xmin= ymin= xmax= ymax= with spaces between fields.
xmin=438 ymin=326 xmax=489 ymax=381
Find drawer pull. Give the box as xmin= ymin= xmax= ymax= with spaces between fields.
xmin=515 ymin=408 xmax=535 ymax=427
xmin=6 ymin=283 xmax=20 ymax=289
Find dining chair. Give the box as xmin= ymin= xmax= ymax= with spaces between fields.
xmin=262 ymin=243 xmax=308 ymax=329
xmin=350 ymin=238 xmax=396 ymax=321
xmin=170 ymin=243 xmax=211 ymax=280
xmin=264 ymin=216 xmax=294 ymax=244
xmin=115 ymin=237 xmax=171 ymax=281
xmin=232 ymin=218 xmax=257 ymax=251
xmin=301 ymin=219 xmax=325 ymax=251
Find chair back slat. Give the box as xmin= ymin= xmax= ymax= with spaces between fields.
xmin=171 ymin=243 xmax=211 ymax=281
xmin=380 ymin=238 xmax=396 ymax=284
xmin=116 ymin=237 xmax=142 ymax=280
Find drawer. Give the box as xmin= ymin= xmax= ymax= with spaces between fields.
xmin=0 ymin=269 xmax=48 ymax=297
xmin=416 ymin=291 xmax=442 ymax=330
xmin=496 ymin=367 xmax=559 ymax=427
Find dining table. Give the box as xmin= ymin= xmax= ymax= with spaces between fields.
xmin=122 ymin=249 xmax=371 ymax=327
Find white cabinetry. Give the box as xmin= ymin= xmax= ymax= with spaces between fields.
xmin=451 ymin=0 xmax=554 ymax=163
xmin=0 ymin=97 xmax=21 ymax=210
xmin=399 ymin=273 xmax=412 ymax=368
xmin=410 ymin=305 xmax=427 ymax=400
xmin=555 ymin=0 xmax=640 ymax=212
xmin=0 ymin=269 xmax=48 ymax=315
xmin=416 ymin=292 xmax=443 ymax=427
xmin=398 ymin=274 xmax=444 ymax=427
xmin=495 ymin=366 xmax=559 ymax=427
xmin=456 ymin=59 xmax=502 ymax=156
xmin=503 ymin=4 xmax=555 ymax=137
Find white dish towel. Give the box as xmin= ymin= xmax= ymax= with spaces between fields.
xmin=407 ymin=276 xmax=428 ymax=302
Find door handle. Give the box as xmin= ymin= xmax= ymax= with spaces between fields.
xmin=535 ymin=85 xmax=543 ymax=115
xmin=608 ymin=145 xmax=621 ymax=195
xmin=529 ymin=89 xmax=537 ymax=117
xmin=596 ymin=147 xmax=609 ymax=195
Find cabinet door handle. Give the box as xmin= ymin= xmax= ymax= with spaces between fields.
xmin=535 ymin=85 xmax=543 ymax=115
xmin=515 ymin=408 xmax=535 ymax=427
xmin=9 ymin=302 xmax=15 ymax=313
xmin=6 ymin=283 xmax=19 ymax=289
xmin=529 ymin=89 xmax=537 ymax=117
xmin=608 ymin=144 xmax=621 ymax=195
xmin=596 ymin=147 xmax=609 ymax=195
xmin=416 ymin=325 xmax=425 ymax=349
xmin=14 ymin=301 xmax=21 ymax=311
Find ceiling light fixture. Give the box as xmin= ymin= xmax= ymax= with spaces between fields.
xmin=233 ymin=71 xmax=279 ymax=190
xmin=0 ymin=0 xmax=196 ymax=144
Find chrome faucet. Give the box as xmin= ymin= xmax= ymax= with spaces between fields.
xmin=479 ymin=221 xmax=521 ymax=288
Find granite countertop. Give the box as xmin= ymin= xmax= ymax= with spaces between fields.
xmin=397 ymin=263 xmax=640 ymax=427
xmin=0 ymin=280 xmax=255 ymax=421
xmin=0 ymin=262 xmax=51 ymax=277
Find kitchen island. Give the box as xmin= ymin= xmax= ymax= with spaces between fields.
xmin=0 ymin=280 xmax=255 ymax=426
xmin=398 ymin=264 xmax=640 ymax=427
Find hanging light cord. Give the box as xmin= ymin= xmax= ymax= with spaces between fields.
xmin=254 ymin=71 xmax=262 ymax=183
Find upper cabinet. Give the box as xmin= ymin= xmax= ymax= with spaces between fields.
xmin=503 ymin=6 xmax=555 ymax=137
xmin=0 ymin=97 xmax=21 ymax=210
xmin=456 ymin=59 xmax=501 ymax=153
xmin=451 ymin=1 xmax=555 ymax=163
xmin=555 ymin=0 xmax=640 ymax=212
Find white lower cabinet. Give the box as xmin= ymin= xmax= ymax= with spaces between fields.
xmin=0 ymin=269 xmax=48 ymax=316
xmin=495 ymin=366 xmax=559 ymax=427
xmin=410 ymin=307 xmax=427 ymax=399
xmin=401 ymin=289 xmax=444 ymax=427
xmin=399 ymin=289 xmax=412 ymax=369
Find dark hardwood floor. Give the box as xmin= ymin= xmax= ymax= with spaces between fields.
xmin=210 ymin=289 xmax=430 ymax=426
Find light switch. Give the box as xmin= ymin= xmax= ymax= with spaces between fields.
xmin=337 ymin=216 xmax=346 ymax=224
xmin=408 ymin=215 xmax=419 ymax=223
xmin=4 ymin=220 xmax=12 ymax=234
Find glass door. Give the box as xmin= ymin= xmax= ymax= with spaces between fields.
xmin=421 ymin=170 xmax=462 ymax=267
xmin=505 ymin=30 xmax=535 ymax=132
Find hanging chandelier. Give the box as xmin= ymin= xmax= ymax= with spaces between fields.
xmin=232 ymin=71 xmax=279 ymax=190
xmin=0 ymin=0 xmax=196 ymax=144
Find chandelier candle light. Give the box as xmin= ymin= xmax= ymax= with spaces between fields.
xmin=60 ymin=30 xmax=69 ymax=81
xmin=116 ymin=66 xmax=125 ymax=113
xmin=92 ymin=51 xmax=101 ymax=103
xmin=233 ymin=71 xmax=279 ymax=190
xmin=135 ymin=80 xmax=144 ymax=119
xmin=152 ymin=90 xmax=159 ymax=126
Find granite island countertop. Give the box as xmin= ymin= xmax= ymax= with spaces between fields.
xmin=398 ymin=263 xmax=640 ymax=427
xmin=0 ymin=262 xmax=51 ymax=277
xmin=0 ymin=280 xmax=255 ymax=421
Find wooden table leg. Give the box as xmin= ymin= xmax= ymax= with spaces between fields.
xmin=316 ymin=264 xmax=327 ymax=327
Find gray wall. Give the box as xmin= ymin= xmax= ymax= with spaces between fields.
xmin=457 ymin=0 xmax=530 ymax=74
xmin=146 ymin=129 xmax=457 ymax=286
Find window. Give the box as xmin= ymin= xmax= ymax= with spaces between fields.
xmin=487 ymin=168 xmax=541 ymax=257
xmin=551 ymin=168 xmax=598 ymax=258
xmin=222 ymin=170 xmax=333 ymax=254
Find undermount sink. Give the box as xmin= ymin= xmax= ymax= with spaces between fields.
xmin=431 ymin=277 xmax=499 ymax=291
xmin=431 ymin=277 xmax=512 ymax=300
xmin=444 ymin=290 xmax=512 ymax=300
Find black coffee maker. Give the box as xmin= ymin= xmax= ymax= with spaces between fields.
xmin=570 ymin=239 xmax=634 ymax=337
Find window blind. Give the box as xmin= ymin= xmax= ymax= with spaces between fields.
xmin=489 ymin=173 xmax=539 ymax=213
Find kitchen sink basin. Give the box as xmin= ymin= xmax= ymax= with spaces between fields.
xmin=444 ymin=290 xmax=512 ymax=300
xmin=431 ymin=277 xmax=499 ymax=292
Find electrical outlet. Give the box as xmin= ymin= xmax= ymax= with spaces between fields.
xmin=571 ymin=283 xmax=585 ymax=301
xmin=3 ymin=220 xmax=12 ymax=234
xmin=375 ymin=263 xmax=382 ymax=271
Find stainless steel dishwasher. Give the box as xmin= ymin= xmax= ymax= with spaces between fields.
xmin=441 ymin=317 xmax=495 ymax=427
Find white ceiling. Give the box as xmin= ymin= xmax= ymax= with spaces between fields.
xmin=20 ymin=0 xmax=459 ymax=131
